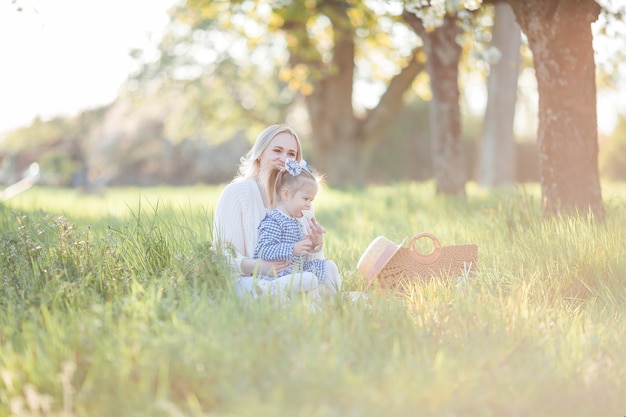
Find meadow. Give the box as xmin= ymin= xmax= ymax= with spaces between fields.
xmin=1 ymin=182 xmax=625 ymax=417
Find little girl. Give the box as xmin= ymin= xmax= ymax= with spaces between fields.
xmin=253 ymin=158 xmax=341 ymax=298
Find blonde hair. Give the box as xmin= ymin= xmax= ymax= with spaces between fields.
xmin=265 ymin=165 xmax=323 ymax=208
xmin=235 ymin=124 xmax=303 ymax=179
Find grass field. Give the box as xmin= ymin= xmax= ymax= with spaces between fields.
xmin=1 ymin=182 xmax=625 ymax=417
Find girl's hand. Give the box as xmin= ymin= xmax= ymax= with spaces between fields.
xmin=293 ymin=238 xmax=314 ymax=255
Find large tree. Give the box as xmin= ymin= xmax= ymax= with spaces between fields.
xmin=280 ymin=1 xmax=426 ymax=184
xmin=505 ymin=0 xmax=605 ymax=219
xmin=478 ymin=1 xmax=521 ymax=187
xmin=403 ymin=11 xmax=466 ymax=196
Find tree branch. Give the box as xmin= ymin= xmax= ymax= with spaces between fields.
xmin=361 ymin=45 xmax=425 ymax=141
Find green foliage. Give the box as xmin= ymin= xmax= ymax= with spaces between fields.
xmin=131 ymin=0 xmax=426 ymax=151
xmin=1 ymin=183 xmax=625 ymax=416
xmin=129 ymin=1 xmax=299 ymax=144
xmin=1 ymin=117 xmax=69 ymax=153
xmin=1 ymin=107 xmax=105 ymax=153
xmin=37 ymin=151 xmax=78 ymax=186
xmin=599 ymin=113 xmax=626 ymax=180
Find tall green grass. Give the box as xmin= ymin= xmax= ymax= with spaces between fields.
xmin=1 ymin=182 xmax=625 ymax=417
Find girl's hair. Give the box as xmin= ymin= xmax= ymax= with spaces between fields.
xmin=265 ymin=165 xmax=323 ymax=208
xmin=235 ymin=124 xmax=303 ymax=179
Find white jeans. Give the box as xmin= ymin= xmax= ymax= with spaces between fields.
xmin=236 ymin=260 xmax=341 ymax=302
xmin=322 ymin=260 xmax=341 ymax=295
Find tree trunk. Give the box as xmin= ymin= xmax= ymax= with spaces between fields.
xmin=315 ymin=136 xmax=372 ymax=184
xmin=479 ymin=2 xmax=521 ymax=187
xmin=508 ymin=0 xmax=604 ymax=220
xmin=405 ymin=13 xmax=466 ymax=196
xmin=304 ymin=3 xmax=361 ymax=184
xmin=294 ymin=1 xmax=425 ymax=186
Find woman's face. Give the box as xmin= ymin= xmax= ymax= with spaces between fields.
xmin=258 ymin=131 xmax=299 ymax=174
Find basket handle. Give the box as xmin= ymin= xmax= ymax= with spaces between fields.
xmin=409 ymin=233 xmax=441 ymax=264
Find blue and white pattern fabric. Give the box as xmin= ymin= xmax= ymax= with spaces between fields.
xmin=253 ymin=209 xmax=326 ymax=282
xmin=285 ymin=158 xmax=312 ymax=176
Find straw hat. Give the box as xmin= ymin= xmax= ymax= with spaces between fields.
xmin=357 ymin=236 xmax=406 ymax=284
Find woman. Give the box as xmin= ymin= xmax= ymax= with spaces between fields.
xmin=212 ymin=124 xmax=340 ymax=300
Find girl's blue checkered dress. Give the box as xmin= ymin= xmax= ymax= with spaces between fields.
xmin=254 ymin=209 xmax=326 ymax=282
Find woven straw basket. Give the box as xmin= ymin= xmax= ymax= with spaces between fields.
xmin=377 ymin=232 xmax=478 ymax=290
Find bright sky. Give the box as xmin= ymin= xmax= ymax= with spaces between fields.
xmin=0 ymin=0 xmax=623 ymax=136
xmin=0 ymin=0 xmax=177 ymax=134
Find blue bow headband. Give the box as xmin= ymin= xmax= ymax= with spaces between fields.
xmin=285 ymin=158 xmax=312 ymax=176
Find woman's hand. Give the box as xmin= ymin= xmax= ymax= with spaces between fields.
xmin=258 ymin=259 xmax=290 ymax=275
xmin=242 ymin=258 xmax=290 ymax=276
xmin=304 ymin=217 xmax=325 ymax=247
